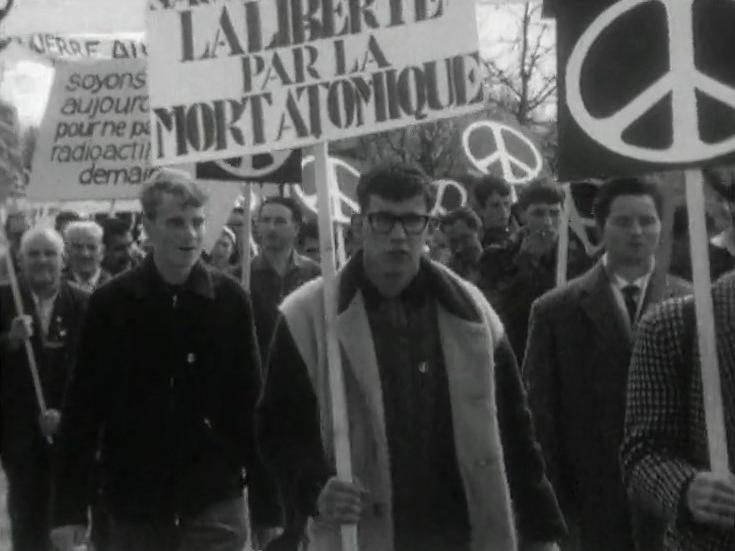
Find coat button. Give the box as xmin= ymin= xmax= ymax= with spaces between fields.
xmin=372 ymin=503 xmax=385 ymax=518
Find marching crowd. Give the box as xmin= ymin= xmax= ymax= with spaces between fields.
xmin=1 ymin=164 xmax=735 ymax=551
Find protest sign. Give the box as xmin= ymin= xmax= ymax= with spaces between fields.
xmin=147 ymin=0 xmax=485 ymax=164
xmin=197 ymin=148 xmax=301 ymax=183
xmin=28 ymin=58 xmax=154 ymax=201
xmin=558 ymin=0 xmax=735 ymax=180
xmin=1 ymin=33 xmax=146 ymax=61
xmin=462 ymin=119 xmax=544 ymax=184
xmin=557 ymin=0 xmax=731 ymax=474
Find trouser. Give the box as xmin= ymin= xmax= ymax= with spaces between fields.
xmin=5 ymin=455 xmax=52 ymax=551
xmin=106 ymin=497 xmax=248 ymax=551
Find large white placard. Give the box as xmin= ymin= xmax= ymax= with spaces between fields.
xmin=146 ymin=0 xmax=484 ymax=165
xmin=29 ymin=58 xmax=154 ymax=201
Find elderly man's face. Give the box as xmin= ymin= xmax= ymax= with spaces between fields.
xmin=66 ymin=229 xmax=104 ymax=278
xmin=21 ymin=233 xmax=63 ymax=291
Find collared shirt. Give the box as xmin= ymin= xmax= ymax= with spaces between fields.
xmin=31 ymin=290 xmax=59 ymax=337
xmin=358 ymin=263 xmax=470 ymax=551
xmin=250 ymin=250 xmax=321 ymax=353
xmin=602 ymin=254 xmax=655 ymax=329
xmin=73 ymin=268 xmax=102 ymax=293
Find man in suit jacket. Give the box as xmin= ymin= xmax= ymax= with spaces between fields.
xmin=621 ymin=281 xmax=735 ymax=551
xmin=523 ymin=177 xmax=691 ymax=551
xmin=0 ymin=226 xmax=89 ymax=551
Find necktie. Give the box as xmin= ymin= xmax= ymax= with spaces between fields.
xmin=621 ymin=284 xmax=639 ymax=326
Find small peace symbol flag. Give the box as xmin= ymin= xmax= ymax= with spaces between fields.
xmin=462 ymin=119 xmax=545 ymax=184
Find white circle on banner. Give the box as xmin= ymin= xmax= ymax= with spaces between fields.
xmin=462 ymin=120 xmax=543 ymax=184
xmin=296 ymin=156 xmax=361 ymax=225
xmin=431 ymin=179 xmax=468 ymax=217
xmin=566 ymin=0 xmax=735 ymax=163
xmin=213 ymin=150 xmax=292 ymax=179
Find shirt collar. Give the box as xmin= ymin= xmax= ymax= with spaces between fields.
xmin=74 ymin=267 xmax=101 ymax=287
xmin=357 ymin=257 xmax=428 ymax=310
xmin=252 ymin=250 xmax=312 ymax=274
xmin=136 ymin=255 xmax=215 ymax=300
xmin=602 ymin=253 xmax=655 ymax=292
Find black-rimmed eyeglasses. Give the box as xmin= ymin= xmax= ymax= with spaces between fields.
xmin=366 ymin=213 xmax=432 ymax=235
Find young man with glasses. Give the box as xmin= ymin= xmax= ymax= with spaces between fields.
xmin=258 ymin=164 xmax=565 ymax=551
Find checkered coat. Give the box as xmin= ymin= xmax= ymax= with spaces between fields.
xmin=621 ymin=274 xmax=735 ymax=551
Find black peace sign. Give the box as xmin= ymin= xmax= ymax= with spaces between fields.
xmin=213 ymin=150 xmax=293 ymax=179
xmin=567 ymin=0 xmax=735 ymax=163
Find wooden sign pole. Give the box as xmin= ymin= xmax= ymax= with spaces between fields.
xmin=241 ymin=186 xmax=253 ymax=292
xmin=556 ymin=183 xmax=571 ymax=288
xmin=0 ymin=208 xmax=50 ymax=440
xmin=310 ymin=141 xmax=359 ymax=551
xmin=685 ymin=169 xmax=729 ymax=474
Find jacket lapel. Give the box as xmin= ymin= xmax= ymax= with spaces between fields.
xmin=579 ymin=262 xmax=632 ymax=348
xmin=336 ymin=291 xmax=388 ymax=446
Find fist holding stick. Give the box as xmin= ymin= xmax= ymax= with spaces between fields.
xmin=316 ymin=477 xmax=369 ymax=525
xmin=7 ymin=314 xmax=33 ymax=349
xmin=685 ymin=471 xmax=735 ymax=529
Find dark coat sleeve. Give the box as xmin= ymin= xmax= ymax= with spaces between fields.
xmin=621 ymin=300 xmax=698 ymax=524
xmin=522 ymin=297 xmax=565 ymax=508
xmin=53 ymin=290 xmax=109 ymax=527
xmin=230 ymin=286 xmax=282 ymax=526
xmin=495 ymin=335 xmax=567 ymax=542
xmin=256 ymin=315 xmax=332 ymax=520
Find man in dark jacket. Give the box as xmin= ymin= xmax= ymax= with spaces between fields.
xmin=523 ymin=177 xmax=691 ymax=551
xmin=51 ymin=168 xmax=282 ymax=551
xmin=258 ymin=164 xmax=566 ymax=551
xmin=479 ymin=180 xmax=593 ymax=362
xmin=0 ymin=226 xmax=88 ymax=551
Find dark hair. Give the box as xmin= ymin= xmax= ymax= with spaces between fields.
xmin=54 ymin=210 xmax=81 ymax=232
xmin=298 ymin=218 xmax=319 ymax=244
xmin=102 ymin=217 xmax=132 ymax=248
xmin=357 ymin=164 xmax=433 ymax=212
xmin=517 ymin=179 xmax=564 ymax=211
xmin=140 ymin=168 xmax=208 ymax=219
xmin=703 ymin=167 xmax=735 ymax=202
xmin=593 ymin=176 xmax=663 ymax=228
xmin=258 ymin=196 xmax=303 ymax=226
xmin=473 ymin=175 xmax=512 ymax=208
xmin=440 ymin=207 xmax=482 ymax=233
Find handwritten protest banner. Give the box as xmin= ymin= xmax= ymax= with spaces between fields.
xmin=147 ymin=0 xmax=484 ymax=164
xmin=1 ymin=33 xmax=146 ymax=60
xmin=28 ymin=58 xmax=153 ymax=201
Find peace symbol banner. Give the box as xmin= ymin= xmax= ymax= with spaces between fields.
xmin=196 ymin=149 xmax=302 ymax=184
xmin=146 ymin=0 xmax=484 ymax=165
xmin=462 ymin=119 xmax=544 ymax=184
xmin=557 ymin=0 xmax=735 ymax=180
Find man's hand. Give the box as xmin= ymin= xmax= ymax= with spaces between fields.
xmin=685 ymin=471 xmax=735 ymax=529
xmin=316 ymin=477 xmax=368 ymax=525
xmin=7 ymin=314 xmax=33 ymax=349
xmin=50 ymin=525 xmax=87 ymax=551
xmin=39 ymin=409 xmax=61 ymax=439
xmin=252 ymin=525 xmax=284 ymax=550
xmin=519 ymin=229 xmax=557 ymax=259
